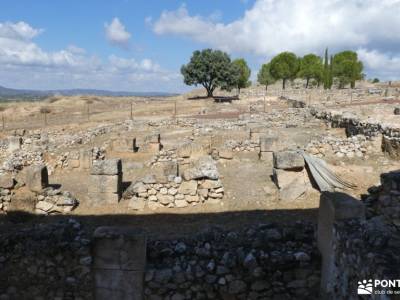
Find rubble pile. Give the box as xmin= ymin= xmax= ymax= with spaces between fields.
xmin=35 ymin=186 xmax=79 ymax=215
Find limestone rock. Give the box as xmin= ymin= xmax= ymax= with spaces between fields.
xmin=178 ymin=181 xmax=197 ymax=195
xmin=273 ymin=151 xmax=304 ymax=170
xmin=91 ymin=159 xmax=122 ymax=175
xmin=128 ymin=197 xmax=145 ymax=210
xmin=0 ymin=174 xmax=14 ymax=189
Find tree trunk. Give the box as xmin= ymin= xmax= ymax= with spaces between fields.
xmin=206 ymin=87 xmax=213 ymax=97
xmin=282 ymin=78 xmax=286 ymax=90
xmin=306 ymin=78 xmax=310 ymax=89
xmin=351 ymin=81 xmax=355 ymax=89
xmin=265 ymin=84 xmax=268 ymax=92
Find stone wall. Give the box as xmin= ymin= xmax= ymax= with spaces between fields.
xmin=0 ymin=219 xmax=93 ymax=300
xmin=0 ymin=219 xmax=320 ymax=300
xmin=124 ymin=156 xmax=224 ymax=210
xmin=320 ymin=171 xmax=400 ymax=299
xmin=145 ymin=221 xmax=320 ymax=300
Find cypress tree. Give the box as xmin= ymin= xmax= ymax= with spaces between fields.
xmin=323 ymin=48 xmax=329 ymax=89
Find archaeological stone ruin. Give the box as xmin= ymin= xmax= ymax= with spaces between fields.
xmin=0 ymin=84 xmax=400 ymax=299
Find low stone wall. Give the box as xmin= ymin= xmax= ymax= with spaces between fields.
xmin=0 ymin=219 xmax=93 ymax=299
xmin=125 ymin=176 xmax=224 ymax=210
xmin=0 ymin=219 xmax=320 ymax=300
xmin=309 ymin=107 xmax=400 ymax=157
xmin=145 ymin=221 xmax=320 ymax=300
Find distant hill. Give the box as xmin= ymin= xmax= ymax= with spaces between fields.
xmin=0 ymin=85 xmax=178 ymax=100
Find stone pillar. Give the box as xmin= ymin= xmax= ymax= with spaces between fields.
xmin=318 ymin=192 xmax=365 ymax=299
xmin=93 ymin=227 xmax=146 ymax=300
xmin=259 ymin=136 xmax=279 ymax=162
xmin=80 ymin=149 xmax=92 ymax=170
xmin=26 ymin=165 xmax=48 ymax=193
xmin=88 ymin=159 xmax=122 ymax=205
xmin=144 ymin=133 xmax=161 ymax=153
xmin=8 ymin=136 xmax=22 ymax=152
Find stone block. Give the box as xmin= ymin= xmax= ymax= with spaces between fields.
xmin=260 ymin=136 xmax=279 ymax=152
xmin=185 ymin=194 xmax=200 ymax=203
xmin=26 ymin=165 xmax=48 ymax=193
xmin=273 ymin=151 xmax=304 ymax=170
xmin=259 ymin=151 xmax=273 ymax=162
xmin=219 ymin=148 xmax=233 ymax=160
xmin=91 ymin=159 xmax=122 ymax=175
xmin=88 ymin=192 xmax=120 ymax=205
xmin=69 ymin=159 xmax=80 ymax=169
xmin=178 ymin=180 xmax=198 ymax=195
xmin=273 ymin=168 xmax=311 ymax=201
xmin=152 ymin=161 xmax=178 ymax=183
xmin=144 ymin=133 xmax=160 ymax=144
xmin=94 ymin=269 xmax=144 ymax=300
xmin=317 ymin=192 xmax=365 ymax=298
xmin=146 ymin=143 xmax=161 ymax=153
xmin=190 ymin=144 xmax=208 ymax=158
xmin=199 ymin=179 xmax=222 ymax=190
xmin=88 ymin=175 xmax=121 ymax=194
xmin=80 ymin=149 xmax=92 ymax=170
xmin=249 ymin=126 xmax=272 ymax=142
xmin=8 ymin=136 xmax=21 ymax=152
xmin=93 ymin=226 xmax=146 ymax=270
xmin=128 ymin=197 xmax=145 ymax=211
xmin=177 ymin=142 xmax=192 ymax=158
xmin=93 ymin=226 xmax=146 ymax=300
xmin=183 ymin=156 xmax=219 ymax=180
xmin=0 ymin=173 xmax=14 ymax=189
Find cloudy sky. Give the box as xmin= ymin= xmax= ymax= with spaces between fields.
xmin=0 ymin=0 xmax=399 ymax=93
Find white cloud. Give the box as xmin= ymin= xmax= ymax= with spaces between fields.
xmin=0 ymin=21 xmax=42 ymax=40
xmin=0 ymin=21 xmax=98 ymax=68
xmin=108 ymin=55 xmax=160 ymax=72
xmin=152 ymin=0 xmax=400 ymax=79
xmin=104 ymin=17 xmax=131 ymax=48
xmin=357 ymin=48 xmax=400 ymax=80
xmin=0 ymin=21 xmax=183 ymax=92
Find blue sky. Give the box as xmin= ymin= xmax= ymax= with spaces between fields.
xmin=0 ymin=0 xmax=399 ymax=92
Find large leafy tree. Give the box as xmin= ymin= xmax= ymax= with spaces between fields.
xmin=232 ymin=58 xmax=251 ymax=94
xmin=332 ymin=51 xmax=363 ymax=89
xmin=298 ymin=54 xmax=323 ymax=88
xmin=269 ymin=52 xmax=299 ymax=89
xmin=257 ymin=63 xmax=276 ymax=91
xmin=181 ymin=49 xmax=240 ymax=97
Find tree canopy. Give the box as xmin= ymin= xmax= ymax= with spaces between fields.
xmin=298 ymin=54 xmax=323 ymax=88
xmin=232 ymin=58 xmax=251 ymax=93
xmin=181 ymin=49 xmax=239 ymax=97
xmin=257 ymin=63 xmax=276 ymax=91
xmin=332 ymin=50 xmax=363 ymax=88
xmin=269 ymin=52 xmax=299 ymax=89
